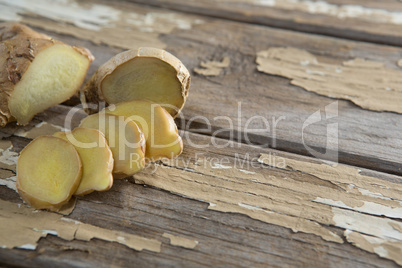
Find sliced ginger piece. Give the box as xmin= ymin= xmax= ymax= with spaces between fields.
xmin=82 ymin=47 xmax=190 ymax=117
xmin=0 ymin=22 xmax=94 ymax=126
xmin=105 ymin=100 xmax=183 ymax=162
xmin=79 ymin=113 xmax=145 ymax=176
xmin=54 ymin=128 xmax=114 ymax=195
xmin=16 ymin=136 xmax=82 ymax=211
xmin=9 ymin=44 xmax=92 ymax=125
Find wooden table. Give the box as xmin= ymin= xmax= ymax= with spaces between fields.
xmin=1 ymin=0 xmax=402 ymax=267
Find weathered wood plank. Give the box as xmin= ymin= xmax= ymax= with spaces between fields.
xmin=1 ymin=0 xmax=401 ymax=267
xmin=2 ymin=0 xmax=401 ymax=175
xmin=125 ymin=0 xmax=402 ymax=47
xmin=0 ymin=106 xmax=401 ymax=267
xmin=1 ymin=1 xmax=402 ymax=176
xmin=0 ymin=184 xmax=398 ymax=268
xmin=163 ymin=21 xmax=402 ymax=175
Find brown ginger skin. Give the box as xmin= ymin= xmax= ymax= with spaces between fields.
xmin=81 ymin=47 xmax=190 ymax=118
xmin=0 ymin=22 xmax=94 ymax=126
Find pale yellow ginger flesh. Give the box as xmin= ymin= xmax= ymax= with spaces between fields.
xmin=82 ymin=47 xmax=190 ymax=118
xmin=106 ymin=100 xmax=183 ymax=162
xmin=0 ymin=22 xmax=94 ymax=126
xmin=80 ymin=113 xmax=146 ymax=176
xmin=16 ymin=136 xmax=82 ymax=211
xmin=9 ymin=44 xmax=91 ymax=125
xmin=54 ymin=128 xmax=114 ymax=195
xmin=102 ymin=57 xmax=184 ymax=116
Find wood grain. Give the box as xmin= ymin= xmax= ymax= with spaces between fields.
xmin=0 ymin=111 xmax=400 ymax=267
xmin=0 ymin=0 xmax=401 ymax=266
xmin=126 ymin=0 xmax=402 ymax=46
xmin=0 ymin=0 xmax=401 ymax=175
xmin=162 ymin=20 xmax=402 ymax=175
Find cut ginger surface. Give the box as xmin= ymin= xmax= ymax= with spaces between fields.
xmin=16 ymin=136 xmax=82 ymax=211
xmin=54 ymin=128 xmax=114 ymax=195
xmin=82 ymin=47 xmax=189 ymax=118
xmin=106 ymin=99 xmax=183 ymax=162
xmin=80 ymin=113 xmax=146 ymax=176
xmin=0 ymin=22 xmax=94 ymax=126
xmin=9 ymin=44 xmax=92 ymax=125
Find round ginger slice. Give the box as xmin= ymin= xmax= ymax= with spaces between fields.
xmin=54 ymin=128 xmax=114 ymax=195
xmin=79 ymin=113 xmax=146 ymax=176
xmin=81 ymin=47 xmax=190 ymax=118
xmin=105 ymin=100 xmax=183 ymax=162
xmin=16 ymin=136 xmax=82 ymax=211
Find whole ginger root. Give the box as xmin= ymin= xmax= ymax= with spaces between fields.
xmin=0 ymin=22 xmax=94 ymax=126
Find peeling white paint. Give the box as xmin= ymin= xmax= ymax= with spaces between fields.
xmin=355 ymin=202 xmax=402 ymax=219
xmin=238 ymin=203 xmax=265 ymax=211
xmin=315 ymin=197 xmax=402 ymax=219
xmin=0 ymin=142 xmax=17 ymax=192
xmin=182 ymin=167 xmax=196 ymax=172
xmin=60 ymin=218 xmax=81 ymax=225
xmin=0 ymin=0 xmax=203 ymax=35
xmin=1 ymin=200 xmax=162 ymax=252
xmin=358 ymin=188 xmax=392 ymax=201
xmin=0 ymin=4 xmax=21 ymax=21
xmin=251 ymin=0 xmax=402 ymax=25
xmin=35 ymin=121 xmax=67 ymax=132
xmin=127 ymin=12 xmax=202 ymax=33
xmin=374 ymin=246 xmax=389 ymax=258
xmin=0 ymin=0 xmax=204 ymax=50
xmin=208 ymin=203 xmax=217 ymax=207
xmin=15 ymin=122 xmax=68 ymax=138
xmin=0 ymin=176 xmax=17 ymax=191
xmin=256 ymin=47 xmax=402 ymax=113
xmin=306 ymin=69 xmax=325 ymax=76
xmin=14 ymin=129 xmax=30 ymax=138
xmin=300 ymin=60 xmax=310 ymax=66
xmin=117 ymin=236 xmax=125 ymax=242
xmin=335 ymin=67 xmax=343 ymax=73
xmin=344 ymin=230 xmax=402 ymax=265
xmin=344 ymin=228 xmax=352 ymax=236
xmin=239 ymin=169 xmax=256 ymax=175
xmin=332 ymin=207 xmax=402 ymax=241
xmin=17 ymin=244 xmax=37 ymax=250
xmin=33 ymin=229 xmax=59 ymax=236
xmin=255 ymin=0 xmax=275 ymax=6
xmin=0 ymin=0 xmax=121 ymax=31
xmin=211 ymin=164 xmax=232 ymax=169
xmin=315 ymin=197 xmax=348 ymax=208
xmin=344 ymin=228 xmax=385 ymax=245
xmin=0 ymin=145 xmax=18 ymax=166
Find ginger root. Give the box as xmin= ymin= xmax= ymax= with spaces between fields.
xmin=79 ymin=113 xmax=146 ymax=176
xmin=0 ymin=22 xmax=94 ymax=126
xmin=106 ymin=100 xmax=183 ymax=162
xmin=81 ymin=47 xmax=190 ymax=118
xmin=54 ymin=128 xmax=114 ymax=195
xmin=16 ymin=136 xmax=82 ymax=211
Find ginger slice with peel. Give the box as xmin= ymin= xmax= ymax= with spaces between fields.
xmin=79 ymin=113 xmax=146 ymax=176
xmin=0 ymin=22 xmax=94 ymax=126
xmin=105 ymin=100 xmax=183 ymax=162
xmin=54 ymin=128 xmax=114 ymax=195
xmin=16 ymin=136 xmax=82 ymax=211
xmin=81 ymin=47 xmax=190 ymax=118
